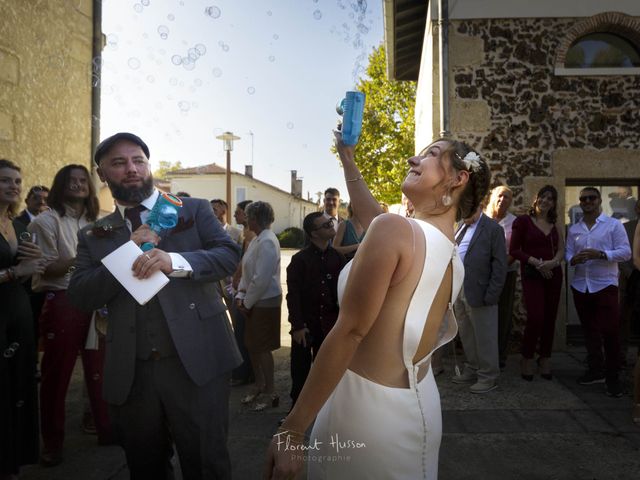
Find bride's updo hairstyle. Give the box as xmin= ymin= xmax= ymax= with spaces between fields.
xmin=438 ymin=139 xmax=491 ymax=221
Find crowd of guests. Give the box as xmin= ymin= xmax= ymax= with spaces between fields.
xmin=2 ymin=134 xmax=640 ymax=478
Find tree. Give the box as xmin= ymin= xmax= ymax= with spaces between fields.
xmin=153 ymin=160 xmax=183 ymax=179
xmin=335 ymin=45 xmax=416 ymax=204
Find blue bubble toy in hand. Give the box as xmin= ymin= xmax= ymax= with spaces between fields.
xmin=141 ymin=192 xmax=183 ymax=252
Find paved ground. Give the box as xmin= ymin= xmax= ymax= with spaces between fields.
xmin=19 ymin=249 xmax=640 ymax=479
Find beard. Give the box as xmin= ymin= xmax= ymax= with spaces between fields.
xmin=107 ymin=175 xmax=154 ymax=203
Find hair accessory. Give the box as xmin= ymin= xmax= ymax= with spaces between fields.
xmin=441 ymin=194 xmax=452 ymax=207
xmin=456 ymin=151 xmax=481 ymax=172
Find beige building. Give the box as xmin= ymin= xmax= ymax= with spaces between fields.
xmin=384 ymin=0 xmax=640 ymax=345
xmin=0 ymin=0 xmax=98 ymax=199
xmin=166 ymin=164 xmax=318 ymax=234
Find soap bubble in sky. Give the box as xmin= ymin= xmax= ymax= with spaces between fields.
xmin=127 ymin=57 xmax=141 ymax=70
xmin=158 ymin=25 xmax=169 ymax=39
xmin=205 ymin=6 xmax=221 ymax=19
xmin=313 ymin=10 xmax=322 ymax=20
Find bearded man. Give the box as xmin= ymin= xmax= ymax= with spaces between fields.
xmin=68 ymin=132 xmax=241 ymax=479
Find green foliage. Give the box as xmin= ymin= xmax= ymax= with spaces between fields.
xmin=277 ymin=227 xmax=305 ymax=248
xmin=335 ymin=45 xmax=417 ymax=204
xmin=153 ymin=160 xmax=183 ymax=179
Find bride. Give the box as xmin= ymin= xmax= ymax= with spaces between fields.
xmin=265 ymin=133 xmax=490 ymax=479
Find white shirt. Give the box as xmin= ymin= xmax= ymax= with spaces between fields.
xmin=565 ymin=212 xmax=631 ymax=293
xmin=115 ymin=189 xmax=192 ymax=276
xmin=236 ymin=228 xmax=282 ymax=309
xmin=456 ymin=214 xmax=482 ymax=263
xmin=498 ymin=212 xmax=518 ymax=272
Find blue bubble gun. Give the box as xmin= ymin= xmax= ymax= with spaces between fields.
xmin=337 ymin=91 xmax=365 ymax=146
xmin=141 ymin=192 xmax=183 ymax=252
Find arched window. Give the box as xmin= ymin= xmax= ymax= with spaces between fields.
xmin=565 ymin=33 xmax=640 ymax=69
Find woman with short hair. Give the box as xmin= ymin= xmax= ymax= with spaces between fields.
xmin=235 ymin=201 xmax=282 ymax=411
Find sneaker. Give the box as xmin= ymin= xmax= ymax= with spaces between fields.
xmin=469 ymin=381 xmax=497 ymax=394
xmin=605 ymin=381 xmax=623 ymax=398
xmin=577 ymin=371 xmax=605 ymax=385
xmin=451 ymin=371 xmax=476 ymax=384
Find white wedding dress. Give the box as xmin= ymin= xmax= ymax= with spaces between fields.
xmin=308 ymin=219 xmax=463 ymax=479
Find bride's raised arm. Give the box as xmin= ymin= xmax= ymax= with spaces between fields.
xmin=334 ymin=131 xmax=384 ymax=230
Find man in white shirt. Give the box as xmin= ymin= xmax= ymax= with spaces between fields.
xmin=566 ymin=187 xmax=631 ymax=398
xmin=211 ymin=198 xmax=242 ymax=245
xmin=322 ymin=187 xmax=342 ymax=233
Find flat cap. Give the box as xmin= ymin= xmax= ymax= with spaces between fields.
xmin=94 ymin=132 xmax=150 ymax=165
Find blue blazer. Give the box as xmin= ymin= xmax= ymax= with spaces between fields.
xmin=461 ymin=214 xmax=507 ymax=308
xmin=68 ymin=197 xmax=242 ymax=405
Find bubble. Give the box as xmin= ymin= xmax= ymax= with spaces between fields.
xmin=247 ymin=86 xmax=255 ymax=94
xmin=266 ymin=10 xmax=272 ymax=16
xmin=178 ymin=101 xmax=190 ymax=112
xmin=268 ymin=55 xmax=275 ymax=62
xmin=358 ymin=24 xmax=369 ymax=34
xmin=171 ymin=55 xmax=182 ymax=65
xmin=273 ymin=34 xmax=279 ymax=40
xmin=106 ymin=33 xmax=118 ymax=47
xmin=188 ymin=48 xmax=198 ymax=60
xmin=313 ymin=10 xmax=322 ymax=20
xmin=133 ymin=3 xmax=143 ymax=13
xmin=127 ymin=57 xmax=141 ymax=69
xmin=194 ymin=78 xmax=203 ymax=86
xmin=158 ymin=25 xmax=169 ymax=39
xmin=91 ymin=74 xmax=100 ymax=87
xmin=204 ymin=5 xmax=221 ymax=18
xmin=195 ymin=43 xmax=207 ymax=55
xmin=222 ymin=44 xmax=230 ymax=52
xmin=147 ymin=75 xmax=155 ymax=83
xmin=286 ymin=122 xmax=294 ymax=129
xmin=169 ymin=77 xmax=178 ymax=86
xmin=168 ymin=13 xmax=175 ymax=21
xmin=356 ymin=0 xmax=367 ymax=14
xmin=141 ymin=0 xmax=149 ymax=5
xmin=212 ymin=67 xmax=222 ymax=77
xmin=183 ymin=61 xmax=195 ymax=71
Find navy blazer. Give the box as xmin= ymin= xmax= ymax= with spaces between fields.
xmin=461 ymin=214 xmax=507 ymax=308
xmin=68 ymin=197 xmax=242 ymax=405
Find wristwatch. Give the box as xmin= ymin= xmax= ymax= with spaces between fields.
xmin=599 ymin=251 xmax=607 ymax=260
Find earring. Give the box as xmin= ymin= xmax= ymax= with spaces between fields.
xmin=442 ymin=194 xmax=452 ymax=207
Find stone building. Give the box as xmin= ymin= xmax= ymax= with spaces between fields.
xmin=0 ymin=0 xmax=99 ymax=198
xmin=384 ymin=0 xmax=640 ymax=345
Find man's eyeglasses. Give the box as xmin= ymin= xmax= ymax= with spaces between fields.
xmin=579 ymin=194 xmax=599 ymax=203
xmin=313 ymin=219 xmax=334 ymax=231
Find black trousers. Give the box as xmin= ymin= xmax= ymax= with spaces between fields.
xmin=290 ymin=331 xmax=325 ymax=407
xmin=110 ymin=357 xmax=231 ymax=480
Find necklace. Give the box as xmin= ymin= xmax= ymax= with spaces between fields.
xmin=0 ymin=215 xmax=11 ymax=236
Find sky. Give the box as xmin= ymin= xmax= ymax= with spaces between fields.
xmin=100 ymin=0 xmax=385 ymax=203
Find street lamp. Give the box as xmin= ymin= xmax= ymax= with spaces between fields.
xmin=215 ymin=131 xmax=241 ymax=224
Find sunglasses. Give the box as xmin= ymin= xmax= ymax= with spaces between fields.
xmin=313 ymin=219 xmax=334 ymax=231
xmin=579 ymin=195 xmax=599 ymax=202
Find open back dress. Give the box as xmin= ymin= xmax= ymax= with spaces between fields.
xmin=308 ymin=219 xmax=463 ymax=479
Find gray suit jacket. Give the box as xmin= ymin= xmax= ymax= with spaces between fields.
xmin=68 ymin=197 xmax=242 ymax=405
xmin=461 ymin=214 xmax=508 ymax=308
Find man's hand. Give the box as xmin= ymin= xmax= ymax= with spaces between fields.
xmin=291 ymin=328 xmax=310 ymax=347
xmin=130 ymin=224 xmax=160 ymax=248
xmin=236 ymin=298 xmax=251 ymax=316
xmin=131 ymin=248 xmax=172 ymax=279
xmin=570 ymin=249 xmax=601 ymax=265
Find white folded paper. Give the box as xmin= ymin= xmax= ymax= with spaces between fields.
xmin=101 ymin=240 xmax=169 ymax=305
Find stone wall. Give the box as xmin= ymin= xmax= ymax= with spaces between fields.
xmin=448 ymin=15 xmax=640 ymax=208
xmin=0 ymin=0 xmax=94 ymax=202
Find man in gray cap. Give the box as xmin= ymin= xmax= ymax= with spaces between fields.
xmin=68 ymin=132 xmax=241 ymax=479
